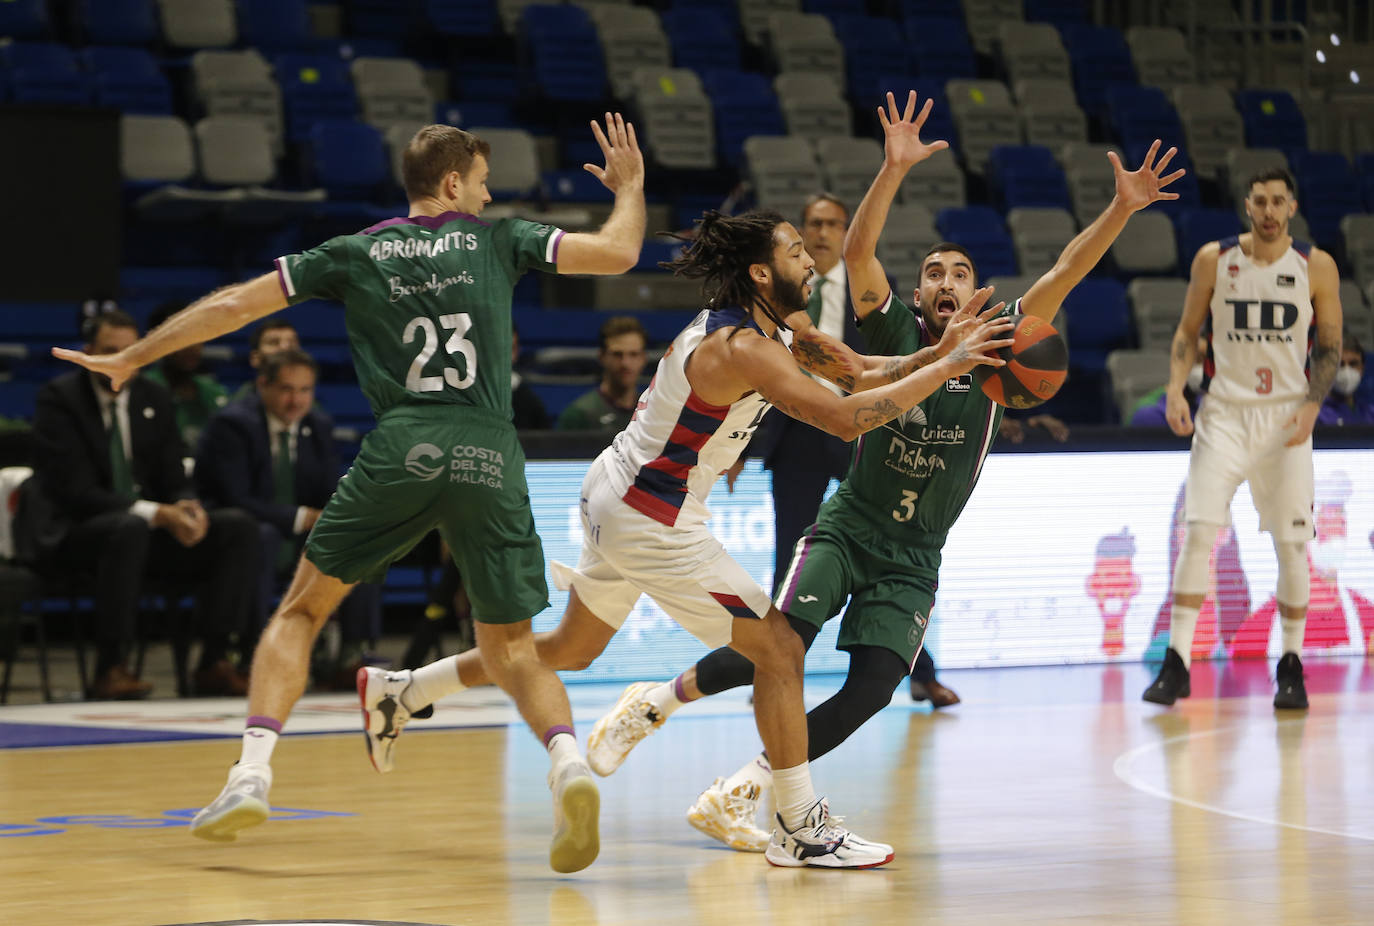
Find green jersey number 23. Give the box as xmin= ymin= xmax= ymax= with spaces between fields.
xmin=404 ymin=313 xmax=477 ymax=392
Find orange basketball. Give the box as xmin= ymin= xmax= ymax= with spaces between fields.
xmin=973 ymin=314 xmax=1068 ymax=409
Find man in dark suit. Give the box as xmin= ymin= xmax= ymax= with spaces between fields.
xmin=195 ymin=349 xmax=382 ymax=686
xmin=748 ymin=194 xmax=959 ymax=706
xmin=31 ymin=311 xmax=259 ymax=699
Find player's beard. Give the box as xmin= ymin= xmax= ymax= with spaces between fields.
xmin=770 ymin=265 xmax=809 ymax=315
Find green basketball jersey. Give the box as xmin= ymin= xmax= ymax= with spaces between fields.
xmin=824 ymin=292 xmax=1015 ymax=544
xmin=274 ymin=211 xmax=564 ymax=419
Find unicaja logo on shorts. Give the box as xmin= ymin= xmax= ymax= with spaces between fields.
xmin=404 ymin=443 xmax=445 ymax=480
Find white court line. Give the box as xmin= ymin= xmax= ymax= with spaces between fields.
xmin=1112 ymin=717 xmax=1374 ymax=842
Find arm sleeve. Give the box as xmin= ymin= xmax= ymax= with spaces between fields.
xmin=496 ymin=218 xmax=566 ymax=278
xmin=274 ymin=235 xmax=353 ymax=304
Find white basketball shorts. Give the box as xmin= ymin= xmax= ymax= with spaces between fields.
xmin=549 ymin=454 xmax=773 ymax=649
xmin=1184 ymin=395 xmax=1314 ymax=541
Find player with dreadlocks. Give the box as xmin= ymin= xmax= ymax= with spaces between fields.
xmin=362 ymin=208 xmax=1012 ymax=868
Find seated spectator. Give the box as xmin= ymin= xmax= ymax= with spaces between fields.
xmin=30 ymin=311 xmax=258 ymax=699
xmin=555 ymin=316 xmax=647 ymax=433
xmin=1318 ymin=331 xmax=1373 ymax=425
xmin=230 ymin=319 xmax=301 ymax=404
xmin=140 ymin=301 xmax=229 ymax=447
xmin=511 ymin=326 xmax=550 ymax=430
xmin=195 ymin=349 xmax=382 ymax=689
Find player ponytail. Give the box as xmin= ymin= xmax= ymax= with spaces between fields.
xmin=661 ymin=210 xmax=792 ymax=337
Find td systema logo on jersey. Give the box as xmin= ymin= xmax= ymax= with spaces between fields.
xmin=404 ymin=443 xmax=446 ymax=480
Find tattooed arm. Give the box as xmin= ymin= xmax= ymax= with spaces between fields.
xmin=1288 ymin=247 xmax=1344 ymax=446
xmin=730 ymin=316 xmax=1012 ymax=441
xmin=1164 ymin=243 xmax=1218 ymax=437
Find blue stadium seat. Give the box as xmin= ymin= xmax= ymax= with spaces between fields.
xmin=341 ymin=0 xmax=421 ymax=39
xmin=542 ymin=170 xmax=614 ymax=204
xmin=1120 ymin=140 xmax=1201 ymax=217
xmin=1359 ymin=154 xmax=1374 ymax=211
xmin=662 ymin=9 xmax=740 ymax=74
xmin=895 ymin=0 xmax=963 ymax=16
xmin=83 ymin=47 xmax=173 ymax=115
xmin=935 ymin=206 xmax=1019 ymax=278
xmin=274 ymin=54 xmax=359 ymax=142
xmin=435 ymin=100 xmax=517 ymax=129
xmin=1106 ymin=85 xmax=1183 ymax=150
xmin=702 ymin=69 xmax=785 ymax=168
xmin=72 ymin=0 xmax=158 ymax=45
xmin=831 ymin=15 xmax=909 ymax=103
xmin=308 ymin=119 xmax=390 ymax=199
xmin=1058 ymin=24 xmax=1135 ymax=120
xmin=1174 ymin=208 xmax=1243 ymax=268
xmin=0 ymin=304 xmax=82 ymax=345
xmin=987 ymin=145 xmax=1073 ymax=211
xmin=531 ymin=383 xmax=592 ymax=421
xmin=1025 ymin=0 xmax=1090 ymax=24
xmin=1289 ymin=150 xmax=1362 ymax=252
xmin=905 ymin=17 xmax=977 ymax=81
xmin=1235 ymin=89 xmax=1308 ymax=158
xmin=237 ymin=0 xmax=312 ymax=51
xmin=314 ymin=381 xmax=373 ymax=428
xmin=424 ymin=0 xmax=498 ymax=37
xmin=0 ymin=0 xmax=50 ymax=40
xmin=453 ymin=57 xmax=520 ymax=103
xmin=1060 ymin=278 xmax=1131 ymax=371
xmin=520 ymin=5 xmax=606 ymax=103
xmin=1 ymin=43 xmax=91 ymax=106
xmin=0 ymin=381 xmax=42 ymax=422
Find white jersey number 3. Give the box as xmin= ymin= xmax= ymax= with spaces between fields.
xmin=404 ymin=313 xmax=477 ymax=392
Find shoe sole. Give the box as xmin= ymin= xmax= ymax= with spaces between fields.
xmin=189 ymin=798 xmax=269 ymax=843
xmin=763 ymin=847 xmax=896 ymax=869
xmin=550 ymin=775 xmax=600 ymax=873
xmin=686 ymin=802 xmax=768 ymax=852
xmin=1274 ymin=693 xmax=1309 ymax=710
xmin=356 ymin=668 xmax=387 ymax=774
xmin=585 ymin=681 xmax=656 ymax=777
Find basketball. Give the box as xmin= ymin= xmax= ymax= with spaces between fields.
xmin=973 ymin=314 xmax=1068 ymax=409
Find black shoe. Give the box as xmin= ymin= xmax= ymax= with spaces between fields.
xmin=1142 ymin=647 xmax=1191 ymax=705
xmin=1273 ymin=652 xmax=1309 ymax=710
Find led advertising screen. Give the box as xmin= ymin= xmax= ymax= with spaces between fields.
xmin=524 ymin=450 xmax=1374 ymax=682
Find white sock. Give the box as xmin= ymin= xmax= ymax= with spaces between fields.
xmin=722 ymin=753 xmax=773 ymax=794
xmin=645 ymin=674 xmax=693 ymax=720
xmin=1280 ymin=617 xmax=1306 ymax=657
xmin=772 ymin=761 xmax=816 ymax=832
xmin=1169 ymin=604 xmax=1200 ymax=669
xmin=546 ymin=731 xmax=580 ymax=770
xmin=402 ymin=655 xmax=465 ymax=712
xmin=239 ymin=725 xmax=279 ymax=767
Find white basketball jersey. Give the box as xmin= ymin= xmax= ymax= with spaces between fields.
xmin=603 ymin=306 xmax=790 ymax=527
xmin=1203 ymin=235 xmax=1314 ymax=404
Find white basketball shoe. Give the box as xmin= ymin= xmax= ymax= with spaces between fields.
xmin=189 ymin=762 xmax=272 ymax=842
xmin=764 ymin=798 xmax=894 ymax=869
xmin=357 ymin=666 xmax=416 ymax=773
xmin=548 ymin=760 xmax=600 ymax=873
xmin=686 ymin=778 xmax=770 ymax=852
xmin=586 ymin=681 xmax=666 ymax=776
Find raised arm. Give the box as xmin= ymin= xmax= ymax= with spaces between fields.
xmin=1287 ymin=247 xmax=1344 ymax=445
xmin=844 ymin=91 xmax=950 ymax=320
xmin=732 ymin=315 xmax=1012 ymax=441
xmin=1163 ymin=242 xmax=1218 ymax=436
xmin=1021 ymin=140 xmax=1185 ymax=321
xmin=52 ymin=272 xmax=288 ymax=392
xmin=555 ymin=112 xmax=646 ymax=276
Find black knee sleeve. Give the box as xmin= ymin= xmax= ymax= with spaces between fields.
xmin=805 ymin=645 xmax=908 ymax=761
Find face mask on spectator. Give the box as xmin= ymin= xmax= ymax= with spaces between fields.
xmin=1332 ymin=365 xmax=1361 ymax=397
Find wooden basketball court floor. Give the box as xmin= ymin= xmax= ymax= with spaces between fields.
xmin=2 ymin=657 xmax=1372 ymax=926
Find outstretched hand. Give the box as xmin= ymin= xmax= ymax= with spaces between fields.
xmin=51 ymin=347 xmax=137 ymax=393
xmin=1109 ymin=139 xmax=1186 ymax=212
xmin=935 ymin=285 xmax=1004 ymax=357
xmin=878 ymin=90 xmax=949 ymax=170
xmin=584 ymin=111 xmax=644 ymax=194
